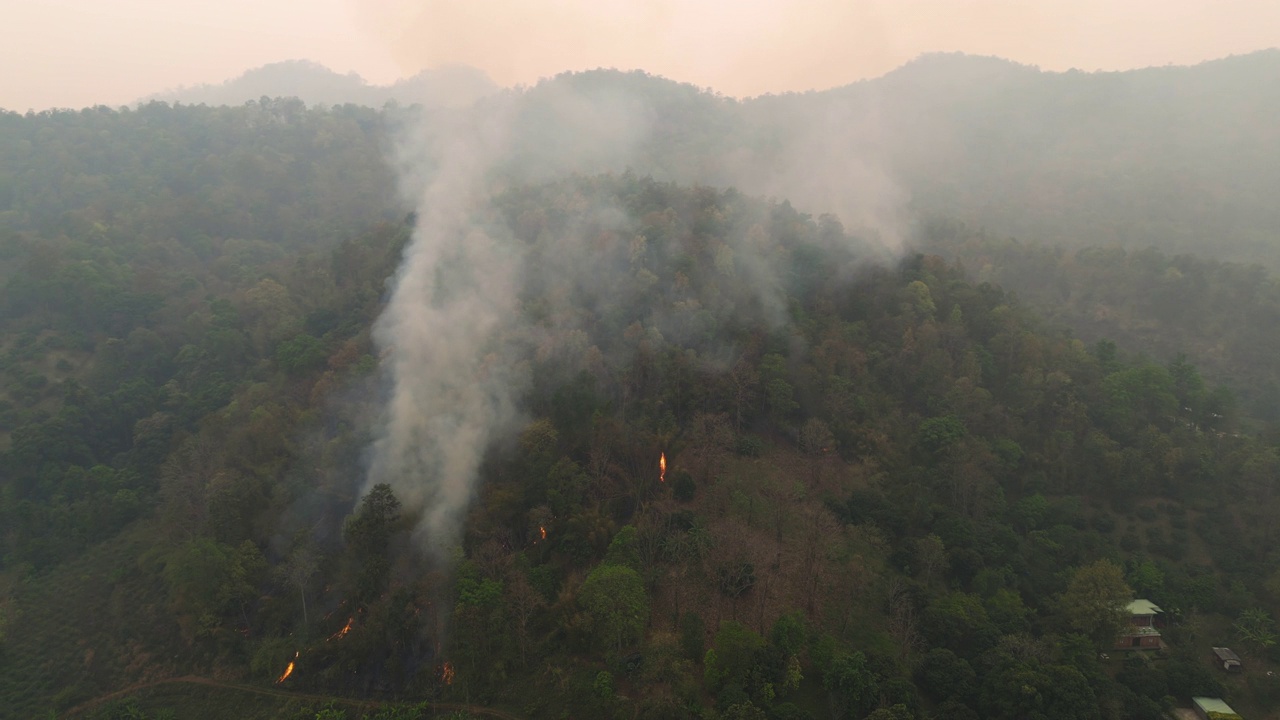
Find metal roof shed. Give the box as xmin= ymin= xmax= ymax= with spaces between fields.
xmin=1192 ymin=696 xmax=1242 ymax=720
xmin=1212 ymin=647 xmax=1242 ymax=671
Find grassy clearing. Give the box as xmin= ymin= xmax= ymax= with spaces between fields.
xmin=72 ymin=678 xmax=522 ymax=720
xmin=0 ymin=524 xmax=182 ymax=717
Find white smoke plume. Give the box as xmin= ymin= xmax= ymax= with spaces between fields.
xmin=363 ymin=70 xmax=908 ymax=557
xmin=363 ymin=100 xmax=529 ymax=555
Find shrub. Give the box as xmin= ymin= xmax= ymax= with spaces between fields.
xmin=672 ymin=471 xmax=696 ymax=502
xmin=736 ymin=435 xmax=764 ymax=457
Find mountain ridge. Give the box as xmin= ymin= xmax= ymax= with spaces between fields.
xmin=141 ymin=49 xmax=1280 ymax=108
xmin=141 ymin=59 xmax=498 ymax=109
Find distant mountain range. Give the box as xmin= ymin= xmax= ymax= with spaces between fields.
xmin=111 ymin=48 xmax=1280 ymax=266
xmin=463 ymin=49 xmax=1280 ymax=263
xmin=141 ymin=60 xmax=498 ymax=109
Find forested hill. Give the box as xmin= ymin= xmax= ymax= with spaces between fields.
xmin=142 ymin=60 xmax=498 ymax=110
xmin=0 ymin=101 xmax=400 ymax=252
xmin=5 ymin=57 xmax=1279 ymax=399
xmin=3 ymin=174 xmax=1280 ymax=719
xmin=803 ymin=50 xmax=1280 ymax=262
xmin=3 ymin=57 xmax=1280 ymax=719
xmin=707 ymin=50 xmax=1280 ymax=266
xmin=8 ymin=50 xmax=1280 ymax=266
xmin=917 ymin=222 xmax=1280 ymax=424
xmin=119 ymin=49 xmax=1280 ymax=267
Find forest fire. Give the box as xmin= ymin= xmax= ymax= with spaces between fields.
xmin=276 ymin=652 xmax=298 ymax=684
xmin=660 ymin=452 xmax=666 ymax=482
xmin=328 ymin=617 xmax=353 ymax=641
xmin=539 ymin=526 xmax=547 ymax=540
xmin=441 ymin=661 xmax=455 ymax=685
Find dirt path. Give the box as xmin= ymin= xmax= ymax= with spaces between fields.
xmin=61 ymin=675 xmax=523 ymax=720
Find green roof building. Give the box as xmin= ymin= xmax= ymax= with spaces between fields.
xmin=1192 ymin=696 xmax=1242 ymax=720
xmin=1126 ymin=599 xmax=1161 ymax=616
xmin=1116 ymin=598 xmax=1164 ymax=650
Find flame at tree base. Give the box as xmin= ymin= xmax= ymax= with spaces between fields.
xmin=441 ymin=661 xmax=455 ymax=685
xmin=660 ymin=452 xmax=666 ymax=482
xmin=276 ymin=652 xmax=299 ymax=684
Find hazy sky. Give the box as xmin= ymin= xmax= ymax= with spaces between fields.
xmin=1 ymin=0 xmax=1276 ymax=111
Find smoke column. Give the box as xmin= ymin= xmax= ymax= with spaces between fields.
xmin=362 ymin=70 xmax=906 ymax=558
xmin=364 ymin=102 xmax=528 ymax=556
xmin=362 ymin=76 xmax=654 ymax=557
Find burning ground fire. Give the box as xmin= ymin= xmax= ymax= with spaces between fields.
xmin=276 ymin=651 xmax=299 ymax=684
xmin=328 ymin=617 xmax=354 ymax=641
xmin=441 ymin=661 xmax=455 ymax=685
xmin=540 ymin=526 xmax=547 ymax=540
xmin=659 ymin=452 xmax=666 ymax=482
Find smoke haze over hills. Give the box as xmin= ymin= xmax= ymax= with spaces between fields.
xmin=3 ymin=0 xmax=1276 ymax=110
xmin=6 ymin=3 xmax=1280 ymax=716
xmin=142 ymin=61 xmax=497 ymax=109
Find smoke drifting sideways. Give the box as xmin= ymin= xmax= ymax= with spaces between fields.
xmin=362 ymin=71 xmax=907 ymax=559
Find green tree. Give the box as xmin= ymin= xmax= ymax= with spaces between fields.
xmin=705 ymin=621 xmax=765 ymax=690
xmin=1060 ymin=559 xmax=1132 ymax=649
xmin=914 ymin=534 xmax=949 ymax=587
xmin=781 ymin=654 xmax=803 ymax=694
xmin=923 ymin=592 xmax=996 ymax=655
xmin=916 ymin=648 xmax=976 ymax=703
xmin=1100 ymin=364 xmax=1178 ymax=436
xmin=760 ymin=354 xmax=798 ymax=426
xmin=1126 ymin=559 xmax=1165 ymax=599
xmin=823 ymin=651 xmax=877 ymax=719
xmin=722 ymin=703 xmax=767 ymax=720
xmin=276 ymin=332 xmax=327 ymax=375
xmin=865 ymin=705 xmax=913 ymax=720
xmin=1234 ymin=608 xmax=1278 ymax=655
xmin=593 ymin=670 xmax=615 ymax=699
xmin=1042 ymin=665 xmax=1100 ymax=720
xmin=916 ymin=415 xmax=966 ymax=460
xmin=985 ymin=589 xmax=1030 ymax=635
xmin=978 ymin=661 xmax=1050 ymax=720
xmin=770 ymin=612 xmax=806 ymax=658
xmin=604 ymin=525 xmax=641 ymax=570
xmin=343 ymin=483 xmax=402 ymax=603
xmin=162 ymin=538 xmax=245 ymax=640
xmin=579 ymin=563 xmax=648 ymax=652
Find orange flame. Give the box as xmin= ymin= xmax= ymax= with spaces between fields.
xmin=276 ymin=652 xmax=298 ymax=684
xmin=328 ymin=617 xmax=353 ymax=641
xmin=660 ymin=452 xmax=667 ymax=482
xmin=540 ymin=526 xmax=547 ymax=540
xmin=441 ymin=661 xmax=455 ymax=685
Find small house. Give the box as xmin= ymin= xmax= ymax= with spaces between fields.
xmin=1212 ymin=646 xmax=1242 ymax=672
xmin=1115 ymin=599 xmax=1163 ymax=650
xmin=1192 ymin=696 xmax=1242 ymax=720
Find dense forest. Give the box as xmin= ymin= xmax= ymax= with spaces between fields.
xmin=916 ymin=222 xmax=1280 ymax=423
xmin=1 ymin=54 xmax=1279 ymax=720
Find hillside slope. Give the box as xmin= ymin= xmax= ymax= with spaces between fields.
xmin=5 ymin=176 xmax=1280 ymax=719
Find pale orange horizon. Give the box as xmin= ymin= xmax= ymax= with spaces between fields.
xmin=1 ymin=0 xmax=1276 ymax=111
